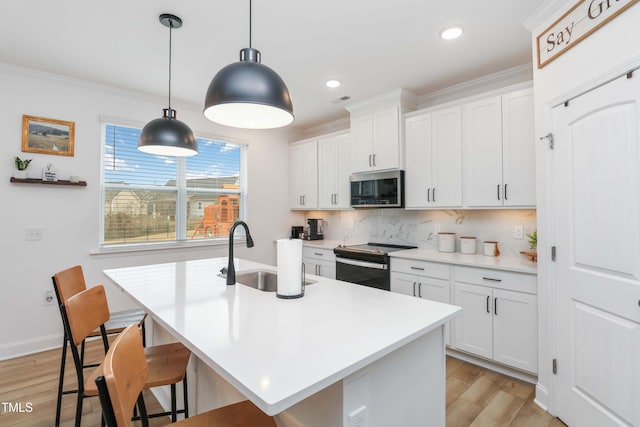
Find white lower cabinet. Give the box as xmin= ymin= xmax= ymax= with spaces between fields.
xmin=390 ymin=259 xmax=451 ymax=345
xmin=452 ymin=266 xmax=537 ymax=373
xmin=303 ymin=247 xmax=336 ymax=279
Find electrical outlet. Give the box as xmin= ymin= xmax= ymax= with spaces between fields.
xmin=44 ymin=290 xmax=54 ymax=306
xmin=348 ymin=406 xmax=367 ymax=427
xmin=26 ymin=228 xmax=44 ymax=241
xmin=514 ymin=225 xmax=524 ymax=239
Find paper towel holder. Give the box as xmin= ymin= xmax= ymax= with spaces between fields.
xmin=276 ymin=263 xmax=305 ymax=299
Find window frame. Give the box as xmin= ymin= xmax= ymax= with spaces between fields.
xmin=98 ymin=120 xmax=248 ymax=252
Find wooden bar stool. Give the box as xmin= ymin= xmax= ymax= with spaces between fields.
xmin=63 ymin=285 xmax=191 ymax=427
xmin=95 ymin=324 xmax=276 ymax=427
xmin=52 ymin=265 xmax=148 ymax=427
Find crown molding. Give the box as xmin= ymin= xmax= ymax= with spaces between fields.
xmin=344 ymin=88 xmax=419 ymax=114
xmin=417 ymin=64 xmax=533 ymax=109
xmin=523 ymin=0 xmax=568 ymax=31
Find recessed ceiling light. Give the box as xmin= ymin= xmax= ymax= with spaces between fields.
xmin=440 ymin=26 xmax=463 ymax=40
xmin=325 ymin=79 xmax=341 ymax=88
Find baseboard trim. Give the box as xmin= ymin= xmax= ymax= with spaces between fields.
xmin=534 ymin=383 xmax=552 ymax=413
xmin=446 ymin=348 xmax=538 ymax=384
xmin=0 ymin=333 xmax=63 ymax=362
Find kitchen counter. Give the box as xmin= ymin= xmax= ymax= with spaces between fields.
xmin=104 ymin=257 xmax=460 ymax=426
xmin=301 ymin=239 xmax=345 ymax=250
xmin=390 ymin=248 xmax=537 ymax=274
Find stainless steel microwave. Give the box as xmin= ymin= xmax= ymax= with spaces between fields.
xmin=350 ymin=170 xmax=404 ymax=208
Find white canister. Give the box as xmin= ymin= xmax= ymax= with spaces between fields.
xmin=438 ymin=232 xmax=456 ymax=253
xmin=483 ymin=241 xmax=500 ymax=257
xmin=460 ymin=236 xmax=477 ymax=254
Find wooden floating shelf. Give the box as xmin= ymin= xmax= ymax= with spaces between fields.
xmin=10 ymin=177 xmax=87 ymax=187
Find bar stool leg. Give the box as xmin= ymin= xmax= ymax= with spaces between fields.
xmin=182 ymin=375 xmax=189 ymax=418
xmin=171 ymin=383 xmax=177 ymax=422
xmin=55 ymin=333 xmax=68 ymax=427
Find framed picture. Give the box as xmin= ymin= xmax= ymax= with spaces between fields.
xmin=21 ymin=115 xmax=75 ymax=156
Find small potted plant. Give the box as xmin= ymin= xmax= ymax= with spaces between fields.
xmin=14 ymin=156 xmax=32 ymax=179
xmin=520 ymin=230 xmax=538 ymax=262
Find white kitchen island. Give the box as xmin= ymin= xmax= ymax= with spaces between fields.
xmin=104 ymin=257 xmax=460 ymax=427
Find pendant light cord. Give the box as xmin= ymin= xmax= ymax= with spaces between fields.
xmin=168 ymin=20 xmax=173 ymax=111
xmin=249 ymin=0 xmax=252 ymax=48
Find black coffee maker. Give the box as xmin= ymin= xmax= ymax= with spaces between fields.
xmin=305 ymin=218 xmax=324 ymax=240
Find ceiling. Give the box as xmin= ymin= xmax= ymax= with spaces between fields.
xmin=0 ymin=0 xmax=540 ymax=130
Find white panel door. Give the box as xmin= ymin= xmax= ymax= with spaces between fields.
xmin=318 ymin=136 xmax=337 ymax=209
xmin=372 ymin=107 xmax=400 ymax=171
xmin=492 ymin=288 xmax=537 ymax=373
xmin=289 ymin=144 xmax=305 ymax=209
xmin=390 ymin=271 xmax=417 ymax=297
xmin=351 ymin=115 xmax=373 ymax=173
xmin=431 ymin=106 xmax=462 ymax=208
xmin=463 ymin=96 xmax=503 ymax=207
xmin=404 ymin=113 xmax=431 ymax=208
xmin=553 ymin=74 xmax=640 ymax=427
xmin=452 ymin=282 xmax=493 ymax=359
xmin=334 ymin=133 xmax=351 ymax=209
xmin=502 ymin=89 xmax=536 ymax=207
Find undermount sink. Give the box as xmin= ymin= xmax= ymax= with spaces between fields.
xmin=223 ymin=270 xmax=317 ymax=292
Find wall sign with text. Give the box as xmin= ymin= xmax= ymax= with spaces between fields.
xmin=537 ymin=0 xmax=639 ymax=68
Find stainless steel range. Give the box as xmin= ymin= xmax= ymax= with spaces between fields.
xmin=333 ymin=243 xmax=416 ymax=291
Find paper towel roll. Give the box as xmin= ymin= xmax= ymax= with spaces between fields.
xmin=277 ymin=239 xmax=303 ymax=298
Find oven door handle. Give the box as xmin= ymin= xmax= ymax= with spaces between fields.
xmin=336 ymin=258 xmax=388 ymax=270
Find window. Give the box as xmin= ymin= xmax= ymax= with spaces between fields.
xmin=101 ymin=123 xmax=247 ymax=246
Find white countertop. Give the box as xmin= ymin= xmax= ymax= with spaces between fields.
xmin=301 ymin=239 xmax=345 ymax=250
xmin=390 ymin=248 xmax=537 ymax=274
xmin=104 ymin=257 xmax=460 ymax=415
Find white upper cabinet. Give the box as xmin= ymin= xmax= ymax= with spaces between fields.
xmin=350 ymin=106 xmax=401 ymax=172
xmin=501 ymin=89 xmax=536 ymax=207
xmin=318 ymin=133 xmax=351 ymax=209
xmin=405 ymin=106 xmax=462 ymax=209
xmin=463 ymin=88 xmax=535 ymax=207
xmin=289 ymin=140 xmax=318 ymax=209
xmin=347 ymin=89 xmax=417 ymax=174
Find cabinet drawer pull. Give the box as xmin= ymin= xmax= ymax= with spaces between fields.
xmin=494 ymin=297 xmax=498 ymax=315
xmin=486 ymin=295 xmax=490 ymax=313
xmin=314 ymin=252 xmax=323 ymax=256
xmin=410 ymin=266 xmax=425 ymax=271
xmin=482 ymin=277 xmax=502 ymax=282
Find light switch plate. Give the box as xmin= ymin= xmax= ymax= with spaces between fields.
xmin=514 ymin=225 xmax=524 ymax=239
xmin=26 ymin=228 xmax=44 ymax=241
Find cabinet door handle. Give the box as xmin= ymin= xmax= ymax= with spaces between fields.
xmin=427 ymin=188 xmax=431 ymax=202
xmin=504 ymin=184 xmax=508 ymax=200
xmin=418 ymin=283 xmax=422 ymax=298
xmin=412 ymin=282 xmax=416 ymax=297
xmin=318 ymin=265 xmax=322 ymax=276
xmin=497 ymin=184 xmax=501 ymax=201
xmin=368 ymin=154 xmax=372 ymax=167
xmin=482 ymin=277 xmax=502 ymax=282
xmin=334 ymin=194 xmax=338 ymax=205
xmin=314 ymin=252 xmax=323 ymax=256
xmin=372 ymin=154 xmax=376 ymax=166
xmin=299 ymin=195 xmax=302 ymax=205
xmin=486 ymin=295 xmax=490 ymax=313
xmin=494 ymin=297 xmax=498 ymax=315
xmin=410 ymin=266 xmax=425 ymax=271
xmin=433 ymin=187 xmax=436 ymax=202
xmin=303 ymin=195 xmax=306 ymax=205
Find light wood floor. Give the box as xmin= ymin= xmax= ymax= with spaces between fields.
xmin=0 ymin=340 xmax=564 ymax=426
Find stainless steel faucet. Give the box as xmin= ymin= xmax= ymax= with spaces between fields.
xmin=226 ymin=221 xmax=254 ymax=285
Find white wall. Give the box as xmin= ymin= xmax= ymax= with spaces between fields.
xmin=0 ymin=63 xmax=301 ymax=360
xmin=525 ymin=0 xmax=640 ymax=412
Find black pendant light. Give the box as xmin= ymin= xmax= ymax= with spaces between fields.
xmin=203 ymin=0 xmax=294 ymax=129
xmin=138 ymin=14 xmax=198 ymax=157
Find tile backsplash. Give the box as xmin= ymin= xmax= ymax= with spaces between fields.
xmin=303 ymin=209 xmax=537 ymax=257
